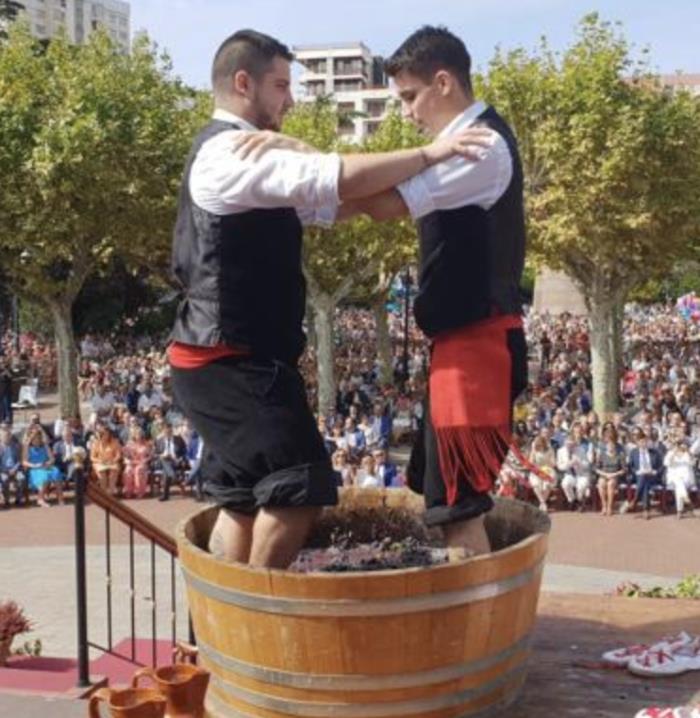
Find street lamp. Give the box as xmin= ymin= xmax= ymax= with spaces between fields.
xmin=401 ymin=268 xmax=412 ymax=388
xmin=11 ymin=295 xmax=19 ymax=353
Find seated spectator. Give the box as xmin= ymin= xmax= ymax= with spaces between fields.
xmin=183 ymin=427 xmax=204 ymax=501
xmin=1 ymin=425 xmax=27 ymax=508
xmin=331 ymin=448 xmax=353 ymax=487
xmin=368 ymin=402 xmax=392 ymax=450
xmin=155 ymin=423 xmax=188 ymax=502
xmin=138 ymin=382 xmax=164 ymax=415
xmin=663 ymin=435 xmax=697 ymax=519
xmin=0 ymin=360 xmax=14 ymax=425
xmin=90 ymin=383 xmax=116 ymax=423
xmin=125 ymin=381 xmax=140 ymax=415
xmin=373 ymin=448 xmax=400 ymax=488
xmin=90 ymin=422 xmax=122 ymax=496
xmin=53 ymin=426 xmax=84 ymax=487
xmin=594 ymin=424 xmax=627 ymax=516
xmin=527 ymin=434 xmax=556 ymax=512
xmin=356 ymin=454 xmax=381 ymax=489
xmin=344 ymin=417 xmax=366 ymax=461
xmin=122 ymin=425 xmax=153 ymax=499
xmin=622 ymin=431 xmax=663 ymax=519
xmin=558 ymin=433 xmax=588 ymax=510
xmin=23 ymin=427 xmax=63 ymax=507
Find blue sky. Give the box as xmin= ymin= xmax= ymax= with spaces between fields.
xmin=131 ymin=0 xmax=699 ymax=88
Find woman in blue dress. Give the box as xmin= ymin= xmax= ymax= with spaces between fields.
xmin=23 ymin=428 xmax=63 ymax=507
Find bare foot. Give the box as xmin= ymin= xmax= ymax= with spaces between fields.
xmin=444 ymin=514 xmax=491 ymax=558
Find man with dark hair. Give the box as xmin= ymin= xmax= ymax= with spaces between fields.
xmin=341 ymin=26 xmax=529 ymax=556
xmin=168 ymin=29 xmax=492 ymax=569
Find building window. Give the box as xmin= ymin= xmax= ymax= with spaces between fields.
xmin=365 ymin=100 xmax=386 ymax=118
xmin=334 ymin=79 xmax=363 ymax=93
xmin=334 ymin=58 xmax=365 ymax=76
xmin=304 ymin=59 xmax=327 ymax=74
xmin=305 ymin=81 xmax=326 ymax=97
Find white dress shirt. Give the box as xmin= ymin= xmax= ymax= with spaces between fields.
xmin=189 ymin=109 xmax=339 ymax=226
xmin=397 ymin=101 xmax=513 ymax=220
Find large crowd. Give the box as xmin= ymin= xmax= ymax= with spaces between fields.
xmin=1 ymin=302 xmax=699 ymax=517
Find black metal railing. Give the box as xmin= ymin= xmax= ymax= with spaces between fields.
xmin=74 ymin=470 xmax=192 ymax=687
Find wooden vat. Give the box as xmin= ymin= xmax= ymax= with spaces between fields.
xmin=176 ymin=489 xmax=550 ymax=718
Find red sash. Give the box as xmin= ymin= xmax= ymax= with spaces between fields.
xmin=429 ymin=314 xmax=523 ymax=505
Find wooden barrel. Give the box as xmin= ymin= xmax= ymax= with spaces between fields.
xmin=176 ymin=489 xmax=550 ymax=718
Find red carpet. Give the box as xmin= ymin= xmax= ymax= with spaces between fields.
xmin=0 ymin=656 xmax=83 ymax=696
xmin=0 ymin=638 xmax=174 ymax=696
xmin=90 ymin=638 xmax=175 ymax=686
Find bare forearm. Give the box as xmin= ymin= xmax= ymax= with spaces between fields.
xmin=337 ymin=190 xmax=409 ymax=223
xmin=338 ymin=148 xmax=427 ymax=200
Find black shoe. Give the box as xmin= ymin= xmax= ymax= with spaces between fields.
xmin=158 ymin=495 xmax=169 ymax=502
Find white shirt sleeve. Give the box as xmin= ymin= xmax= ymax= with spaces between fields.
xmin=396 ymin=133 xmax=513 ymax=220
xmin=189 ymin=129 xmax=340 ymax=224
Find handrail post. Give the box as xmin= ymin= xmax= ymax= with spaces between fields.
xmin=74 ymin=467 xmax=91 ymax=687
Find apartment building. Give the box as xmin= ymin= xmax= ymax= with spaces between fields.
xmin=658 ymin=73 xmax=700 ymax=96
xmin=294 ymin=41 xmax=396 ymax=142
xmin=9 ymin=0 xmax=130 ymax=51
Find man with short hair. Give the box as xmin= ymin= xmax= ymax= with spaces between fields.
xmin=168 ymin=29 xmax=491 ymax=568
xmin=0 ymin=425 xmax=26 ymax=507
xmin=347 ymin=26 xmax=529 ymax=556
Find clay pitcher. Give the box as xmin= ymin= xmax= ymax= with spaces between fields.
xmin=89 ymin=687 xmax=166 ymax=718
xmin=132 ymin=664 xmax=210 ymax=718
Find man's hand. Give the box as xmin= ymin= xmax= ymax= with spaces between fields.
xmin=422 ymin=126 xmax=498 ymax=166
xmin=231 ymin=131 xmax=315 ymax=161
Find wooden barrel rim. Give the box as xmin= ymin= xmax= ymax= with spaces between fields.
xmin=176 ymin=497 xmax=550 ymax=583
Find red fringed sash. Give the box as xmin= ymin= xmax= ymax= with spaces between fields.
xmin=430 ymin=315 xmax=523 ymax=506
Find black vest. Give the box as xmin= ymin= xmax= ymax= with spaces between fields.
xmin=170 ymin=120 xmax=306 ymax=365
xmin=413 ymin=106 xmax=526 ymax=337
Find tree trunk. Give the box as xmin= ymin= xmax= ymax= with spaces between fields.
xmin=313 ymin=295 xmax=336 ymax=418
xmin=305 ymin=299 xmax=317 ymax=352
xmin=50 ymin=300 xmax=81 ymax=420
xmin=588 ymin=293 xmax=620 ymax=418
xmin=612 ymin=299 xmax=625 ymax=383
xmin=372 ymin=296 xmax=393 ymax=386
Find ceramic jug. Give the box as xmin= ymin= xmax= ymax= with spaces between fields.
xmin=132 ymin=663 xmax=210 ymax=718
xmin=89 ymin=687 xmax=166 ymax=718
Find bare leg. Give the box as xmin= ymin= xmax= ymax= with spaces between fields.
xmin=444 ymin=514 xmax=491 ymax=559
xmin=597 ymin=480 xmax=607 ymax=514
xmin=208 ymin=508 xmax=255 ymax=563
xmin=248 ymin=506 xmax=322 ymax=569
xmin=606 ymin=480 xmax=616 ymax=516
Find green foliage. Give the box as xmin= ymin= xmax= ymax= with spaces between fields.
xmin=479 ymin=14 xmax=700 ymax=301
xmin=13 ymin=639 xmax=42 ymax=657
xmin=0 ymin=24 xmax=208 ymax=306
xmin=615 ymin=575 xmax=700 ymax=600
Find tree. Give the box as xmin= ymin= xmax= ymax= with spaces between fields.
xmin=283 ymin=101 xmax=421 ymax=415
xmin=479 ymin=14 xmax=700 ymax=414
xmin=0 ymin=25 xmax=208 ymax=417
xmin=0 ymin=1 xmax=23 ymax=39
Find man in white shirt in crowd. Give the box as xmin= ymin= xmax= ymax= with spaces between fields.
xmin=169 ymin=29 xmax=494 ymax=569
xmin=90 ymin=384 xmax=115 ymax=422
xmin=137 ymin=382 xmax=164 ymax=415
